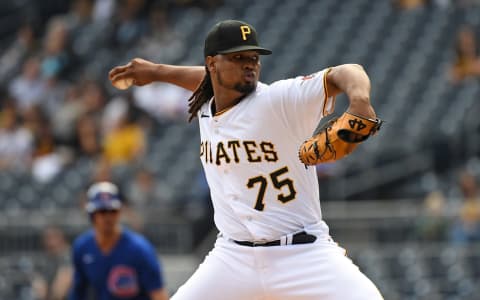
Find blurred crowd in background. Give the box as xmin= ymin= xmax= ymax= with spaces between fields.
xmin=1 ymin=0 xmax=480 ymax=299
xmin=0 ymin=2 xmax=216 ymax=297
xmin=0 ymin=0 xmax=199 ymax=168
xmin=0 ymin=0 xmax=219 ymax=220
xmin=407 ymin=0 xmax=480 ymax=247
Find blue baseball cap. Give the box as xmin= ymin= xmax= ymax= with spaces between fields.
xmin=86 ymin=182 xmax=122 ymax=213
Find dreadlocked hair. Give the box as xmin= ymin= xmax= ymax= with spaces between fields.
xmin=187 ymin=67 xmax=213 ymax=122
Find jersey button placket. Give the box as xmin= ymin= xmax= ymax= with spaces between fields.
xmin=211 ymin=119 xmax=219 ymax=134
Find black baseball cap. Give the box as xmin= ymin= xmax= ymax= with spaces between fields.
xmin=204 ymin=20 xmax=272 ymax=58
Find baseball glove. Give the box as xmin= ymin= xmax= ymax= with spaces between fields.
xmin=299 ymin=112 xmax=382 ymax=165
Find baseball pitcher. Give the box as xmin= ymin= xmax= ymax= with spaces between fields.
xmin=109 ymin=20 xmax=383 ymax=300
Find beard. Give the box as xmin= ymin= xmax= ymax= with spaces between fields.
xmin=234 ymin=81 xmax=256 ymax=94
xmin=217 ymin=71 xmax=257 ymax=95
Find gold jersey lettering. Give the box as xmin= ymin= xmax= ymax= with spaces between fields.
xmin=200 ymin=140 xmax=279 ymax=166
xmin=243 ymin=141 xmax=261 ymax=162
xmin=209 ymin=141 xmax=213 ymax=163
xmin=260 ymin=142 xmax=278 ymax=162
xmin=228 ymin=140 xmax=241 ymax=163
xmin=216 ymin=142 xmax=231 ymax=165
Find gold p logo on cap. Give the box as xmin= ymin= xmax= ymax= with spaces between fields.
xmin=240 ymin=25 xmax=251 ymax=40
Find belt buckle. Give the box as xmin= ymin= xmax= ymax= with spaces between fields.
xmin=252 ymin=241 xmax=267 ymax=247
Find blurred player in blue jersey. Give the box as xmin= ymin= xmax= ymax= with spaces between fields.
xmin=69 ymin=181 xmax=169 ymax=300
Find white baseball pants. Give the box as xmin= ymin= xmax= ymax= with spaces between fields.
xmin=171 ymin=233 xmax=383 ymax=300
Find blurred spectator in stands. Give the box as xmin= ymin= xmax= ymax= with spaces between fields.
xmin=24 ymin=106 xmax=66 ymax=183
xmin=63 ymin=0 xmax=95 ymax=31
xmin=40 ymin=77 xmax=70 ymax=124
xmin=8 ymin=56 xmax=47 ymax=112
xmin=102 ymin=98 xmax=146 ymax=166
xmin=133 ymin=82 xmax=191 ymax=123
xmin=24 ymin=22 xmax=71 ymax=140
xmin=74 ymin=113 xmax=101 ymax=159
xmin=93 ymin=0 xmax=117 ymax=22
xmin=135 ymin=1 xmax=185 ymax=63
xmin=52 ymin=84 xmax=86 ymax=147
xmin=450 ymin=25 xmax=480 ymax=83
xmin=42 ymin=17 xmax=70 ymax=65
xmin=71 ymin=81 xmax=106 ymax=159
xmin=102 ymin=96 xmax=128 ymax=136
xmin=415 ymin=190 xmax=449 ymax=241
xmin=393 ymin=0 xmax=427 ymax=9
xmin=38 ymin=18 xmax=72 ymax=119
xmin=83 ymin=80 xmax=108 ymax=119
xmin=32 ymin=226 xmax=72 ymax=300
xmin=109 ymin=0 xmax=149 ymax=51
xmin=0 ymin=101 xmax=33 ymax=171
xmin=61 ymin=0 xmax=110 ymax=62
xmin=450 ymin=171 xmax=480 ymax=244
xmin=393 ymin=0 xmax=454 ymax=9
xmin=23 ymin=104 xmax=45 ymax=136
xmin=0 ymin=21 xmax=39 ymax=83
xmin=41 ymin=18 xmax=71 ymax=80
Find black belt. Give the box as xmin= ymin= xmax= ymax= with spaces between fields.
xmin=233 ymin=231 xmax=317 ymax=247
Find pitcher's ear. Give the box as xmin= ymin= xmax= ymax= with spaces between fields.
xmin=206 ymin=56 xmax=216 ymax=73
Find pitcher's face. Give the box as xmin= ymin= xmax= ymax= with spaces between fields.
xmin=208 ymin=50 xmax=261 ymax=94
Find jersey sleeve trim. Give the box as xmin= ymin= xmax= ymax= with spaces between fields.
xmin=322 ymin=67 xmax=336 ymax=116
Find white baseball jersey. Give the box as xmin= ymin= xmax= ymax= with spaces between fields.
xmin=198 ymin=68 xmax=336 ymax=242
xmin=173 ymin=69 xmax=384 ymax=300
